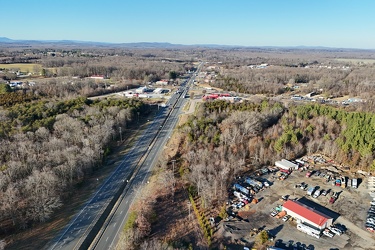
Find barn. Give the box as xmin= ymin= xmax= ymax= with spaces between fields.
xmin=282 ymin=200 xmax=333 ymax=230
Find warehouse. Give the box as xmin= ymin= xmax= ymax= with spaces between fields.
xmin=275 ymin=159 xmax=299 ymax=171
xmin=282 ymin=200 xmax=333 ymax=230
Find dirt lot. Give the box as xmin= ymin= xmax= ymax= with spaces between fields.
xmin=219 ymin=158 xmax=375 ymax=250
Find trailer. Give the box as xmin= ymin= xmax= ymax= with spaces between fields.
xmin=245 ymin=177 xmax=263 ymax=189
xmin=297 ymin=223 xmax=321 ymax=239
xmin=233 ymin=183 xmax=249 ymax=195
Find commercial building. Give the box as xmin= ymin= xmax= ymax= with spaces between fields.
xmin=282 ymin=200 xmax=333 ymax=230
xmin=275 ymin=159 xmax=299 ymax=171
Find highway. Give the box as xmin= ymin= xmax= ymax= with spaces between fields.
xmin=48 ymin=63 xmax=202 ymax=250
xmin=91 ymin=70 xmax=197 ymax=250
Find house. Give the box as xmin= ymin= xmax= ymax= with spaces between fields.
xmin=153 ymin=88 xmax=169 ymax=94
xmin=155 ymin=80 xmax=169 ymax=86
xmin=135 ymin=86 xmax=153 ymax=94
xmin=90 ymin=75 xmax=106 ymax=79
xmin=282 ymin=200 xmax=333 ymax=231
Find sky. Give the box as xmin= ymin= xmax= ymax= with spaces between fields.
xmin=1 ymin=0 xmax=375 ymax=49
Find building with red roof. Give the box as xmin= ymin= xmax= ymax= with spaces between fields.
xmin=282 ymin=200 xmax=333 ymax=230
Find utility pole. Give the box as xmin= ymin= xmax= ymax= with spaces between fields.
xmin=171 ymin=159 xmax=176 ymax=173
xmin=187 ymin=201 xmax=192 ymax=219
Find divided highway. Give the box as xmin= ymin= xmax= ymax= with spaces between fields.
xmin=48 ymin=64 xmax=201 ymax=250
xmin=91 ymin=79 xmax=191 ymax=250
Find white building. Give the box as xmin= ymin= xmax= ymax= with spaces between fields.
xmin=275 ymin=159 xmax=299 ymax=171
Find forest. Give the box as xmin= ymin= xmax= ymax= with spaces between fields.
xmin=179 ymin=100 xmax=375 ymax=210
xmin=0 ymin=96 xmax=146 ymax=231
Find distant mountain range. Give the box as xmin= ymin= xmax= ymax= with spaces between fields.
xmin=0 ymin=37 xmax=372 ymax=51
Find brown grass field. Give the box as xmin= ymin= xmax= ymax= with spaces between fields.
xmin=0 ymin=63 xmax=41 ymax=73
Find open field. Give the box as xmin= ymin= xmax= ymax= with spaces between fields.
xmin=0 ymin=63 xmax=41 ymax=73
xmin=335 ymin=58 xmax=375 ymax=64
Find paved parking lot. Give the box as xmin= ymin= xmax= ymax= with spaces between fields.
xmin=221 ymin=164 xmax=375 ymax=249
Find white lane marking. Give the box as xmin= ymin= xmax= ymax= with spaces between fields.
xmin=120 ymin=210 xmax=123 ymax=215
xmin=113 ymin=222 xmax=117 ymax=227
xmin=106 ymin=237 xmax=109 ymax=241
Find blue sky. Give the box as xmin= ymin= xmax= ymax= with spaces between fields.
xmin=2 ymin=0 xmax=375 ymax=49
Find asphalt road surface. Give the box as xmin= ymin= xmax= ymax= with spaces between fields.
xmin=48 ymin=64 xmax=201 ymax=250
xmin=91 ymin=70 xmax=198 ymax=250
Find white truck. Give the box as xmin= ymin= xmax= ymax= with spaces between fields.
xmin=307 ymin=186 xmax=315 ymax=196
xmin=352 ymin=178 xmax=358 ymax=189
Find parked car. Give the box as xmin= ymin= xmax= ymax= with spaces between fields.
xmin=329 ymin=196 xmax=337 ymax=204
xmin=314 ymin=170 xmax=321 ymax=177
xmin=313 ymin=189 xmax=321 ymax=198
xmin=329 ymin=226 xmax=343 ymax=235
xmin=270 ymin=210 xmax=278 ymax=217
xmin=306 ymin=171 xmax=313 ymax=178
xmin=321 ymin=189 xmax=327 ymax=196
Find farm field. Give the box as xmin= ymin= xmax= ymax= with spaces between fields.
xmin=0 ymin=63 xmax=41 ymax=73
xmin=335 ymin=58 xmax=375 ymax=64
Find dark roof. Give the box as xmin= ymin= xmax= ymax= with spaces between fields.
xmin=283 ymin=200 xmax=331 ymax=227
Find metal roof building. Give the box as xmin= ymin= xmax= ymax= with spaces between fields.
xmin=275 ymin=159 xmax=299 ymax=171
xmin=282 ymin=200 xmax=333 ymax=230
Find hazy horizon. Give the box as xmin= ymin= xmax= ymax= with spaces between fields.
xmin=2 ymin=0 xmax=375 ymax=49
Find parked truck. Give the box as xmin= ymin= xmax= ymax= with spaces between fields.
xmin=352 ymin=178 xmax=358 ymax=189
xmin=307 ymin=186 xmax=315 ymax=196
xmin=245 ymin=177 xmax=263 ymax=189
xmin=341 ymin=176 xmax=346 ymax=188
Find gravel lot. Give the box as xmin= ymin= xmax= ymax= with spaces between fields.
xmin=220 ymin=161 xmax=375 ymax=250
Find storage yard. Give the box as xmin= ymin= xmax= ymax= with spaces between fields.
xmin=221 ymin=155 xmax=375 ymax=249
